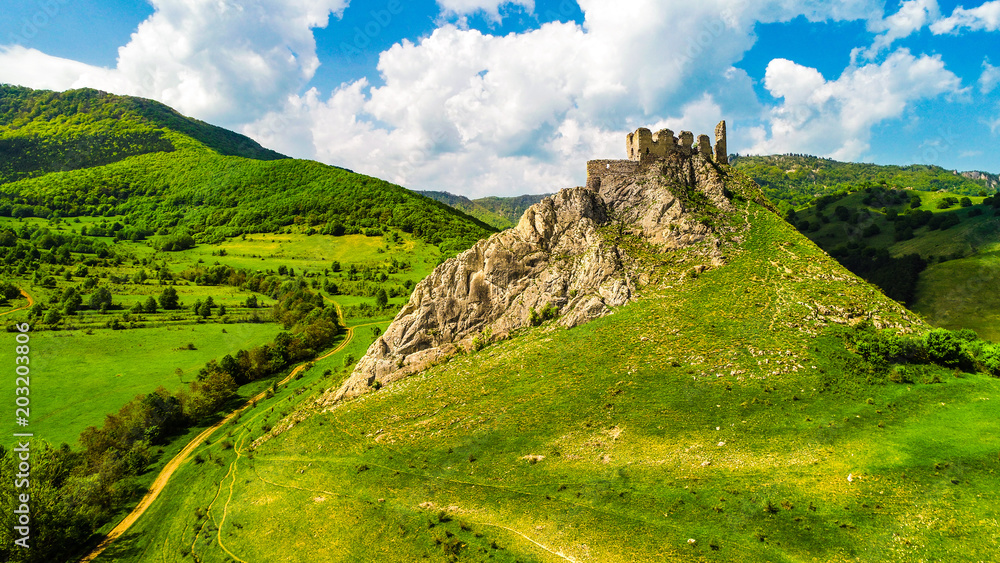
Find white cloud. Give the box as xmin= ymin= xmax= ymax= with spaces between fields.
xmin=856 ymin=0 xmax=939 ymax=60
xmin=751 ymin=49 xmax=964 ymax=160
xmin=245 ymin=0 xmax=882 ymax=195
xmin=2 ymin=0 xmax=916 ymax=196
xmin=930 ymin=0 xmax=1000 ymax=33
xmin=0 ymin=0 xmax=349 ymax=127
xmin=980 ymin=59 xmax=1000 ymax=94
xmin=436 ymin=0 xmax=535 ymax=21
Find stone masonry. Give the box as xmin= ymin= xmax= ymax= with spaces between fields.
xmin=587 ymin=120 xmax=729 ymax=192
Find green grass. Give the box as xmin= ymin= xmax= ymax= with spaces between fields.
xmin=910 ymin=250 xmax=1000 ymax=342
xmin=91 ymin=318 xmax=389 ymax=563
xmin=22 ymin=322 xmax=284 ymax=446
xmin=99 ymin=201 xmax=1000 ymax=562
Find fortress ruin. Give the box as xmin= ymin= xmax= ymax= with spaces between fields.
xmin=587 ymin=120 xmax=728 ymax=190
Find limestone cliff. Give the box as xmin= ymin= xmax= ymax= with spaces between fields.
xmin=322 ymin=127 xmax=741 ymax=405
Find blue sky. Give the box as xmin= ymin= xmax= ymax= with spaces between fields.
xmin=2 ymin=0 xmax=999 ymax=196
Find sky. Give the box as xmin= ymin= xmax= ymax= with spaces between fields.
xmin=1 ymin=0 xmax=1000 ymax=197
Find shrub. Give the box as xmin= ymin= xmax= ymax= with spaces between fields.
xmin=925 ymin=329 xmax=964 ymax=367
xmin=471 ymin=328 xmax=492 ymax=352
xmin=982 ymin=344 xmax=1000 ymax=376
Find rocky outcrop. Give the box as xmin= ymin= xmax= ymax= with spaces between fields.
xmin=322 ymin=133 xmax=735 ymax=406
xmin=960 ymin=170 xmax=998 ymax=189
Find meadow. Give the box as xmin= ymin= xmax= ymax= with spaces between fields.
xmin=0 ymin=215 xmax=438 ymax=450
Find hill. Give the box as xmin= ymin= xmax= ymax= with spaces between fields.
xmin=0 ymin=85 xmax=285 ymax=184
xmin=418 ymin=190 xmax=549 ymax=230
xmin=0 ymin=85 xmax=494 ymax=254
xmin=732 ymin=154 xmax=997 ymax=211
xmin=782 ymin=182 xmax=1000 ymax=340
xmin=92 ymin=129 xmax=1000 ymax=562
xmin=0 ymin=86 xmax=498 ymax=563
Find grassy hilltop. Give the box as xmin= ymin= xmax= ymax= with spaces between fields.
xmin=100 ymin=169 xmax=1000 ymax=562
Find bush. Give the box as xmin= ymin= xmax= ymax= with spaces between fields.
xmin=529 ymin=303 xmax=559 ymax=326
xmin=925 ymin=329 xmax=964 ymax=367
xmin=981 ymin=344 xmax=1000 ymax=376
xmin=471 ymin=328 xmax=492 ymax=352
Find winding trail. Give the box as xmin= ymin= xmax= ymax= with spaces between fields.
xmin=0 ymin=288 xmax=34 ymax=317
xmin=79 ymin=303 xmax=355 ymax=563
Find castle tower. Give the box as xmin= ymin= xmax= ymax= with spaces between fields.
xmin=714 ymin=121 xmax=728 ymax=165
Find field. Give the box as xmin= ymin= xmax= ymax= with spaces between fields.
xmin=0 ymin=217 xmax=439 ymax=450
xmin=27 ymin=323 xmax=284 ymax=446
xmin=93 ymin=200 xmax=1000 ymax=562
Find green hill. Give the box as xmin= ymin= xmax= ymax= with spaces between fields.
xmin=418 ymin=190 xmax=549 ymax=230
xmin=0 ymin=85 xmax=285 ymax=184
xmin=90 ymin=164 xmax=1000 ymax=562
xmin=783 ymin=182 xmax=1000 ymax=339
xmin=0 ymin=87 xmax=499 ymax=563
xmin=732 ymin=154 xmax=997 ymax=211
xmin=0 ymin=85 xmax=494 ymax=254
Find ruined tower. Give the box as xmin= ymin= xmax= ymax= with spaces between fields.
xmin=587 ymin=120 xmax=729 ymax=191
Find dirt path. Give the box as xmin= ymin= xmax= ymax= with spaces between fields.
xmin=79 ymin=316 xmax=357 ymax=563
xmin=0 ymin=288 xmax=34 ymax=318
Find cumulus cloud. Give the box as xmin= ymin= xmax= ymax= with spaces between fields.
xmin=246 ymin=0 xmax=885 ymax=195
xmin=930 ymin=0 xmax=1000 ymax=33
xmin=750 ymin=49 xmax=964 ymax=160
xmin=980 ymin=59 xmax=1000 ymax=94
xmin=0 ymin=0 xmax=349 ymax=127
xmin=6 ymin=0 xmax=941 ymax=196
xmin=856 ymin=0 xmax=939 ymax=60
xmin=436 ymin=0 xmax=535 ymax=21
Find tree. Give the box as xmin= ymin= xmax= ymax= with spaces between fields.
xmin=89 ymin=287 xmax=113 ymax=310
xmin=158 ymin=287 xmax=179 ymax=310
xmin=374 ymin=288 xmax=388 ymax=309
xmin=44 ymin=308 xmax=61 ymax=324
xmin=144 ymin=296 xmax=158 ymax=313
xmin=218 ymin=304 xmax=227 ymax=317
xmin=245 ymin=295 xmax=258 ymax=308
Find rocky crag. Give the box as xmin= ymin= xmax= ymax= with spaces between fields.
xmin=323 ymin=122 xmax=745 ymax=404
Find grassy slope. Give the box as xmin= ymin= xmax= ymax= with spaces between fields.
xmin=790 ymin=190 xmax=1000 ymax=339
xmin=101 ymin=200 xmax=1000 ymax=562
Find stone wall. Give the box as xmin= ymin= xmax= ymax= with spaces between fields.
xmin=625 ymin=120 xmax=728 ymax=166
xmin=586 ymin=159 xmax=640 ymax=190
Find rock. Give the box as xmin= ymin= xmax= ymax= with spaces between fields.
xmin=320 ymin=126 xmax=737 ymax=407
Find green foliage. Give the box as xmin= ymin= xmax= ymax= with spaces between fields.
xmin=732 ymin=154 xmax=995 ymax=208
xmin=154 ymin=231 xmax=196 ymax=251
xmin=528 ymin=303 xmax=559 ymax=326
xmin=924 ymin=328 xmax=964 ymax=367
xmin=0 ymin=85 xmax=283 ymax=185
xmin=471 ymin=327 xmax=493 ymax=352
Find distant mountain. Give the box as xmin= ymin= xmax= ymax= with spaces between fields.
xmin=732 ymin=154 xmax=997 ymax=210
xmin=0 ymin=85 xmax=285 ymax=184
xmin=418 ymin=190 xmax=549 ymax=229
xmin=0 ymin=86 xmax=493 ymax=253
